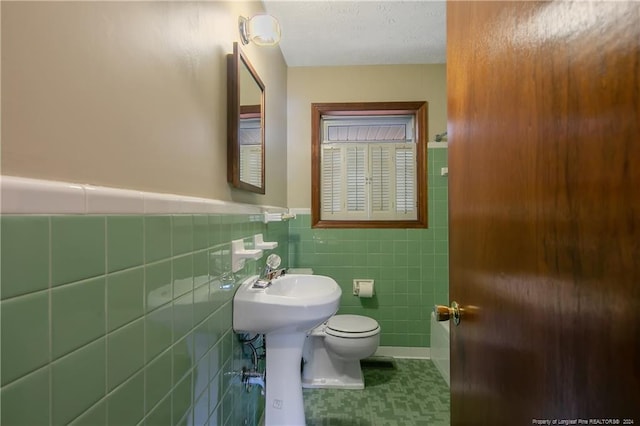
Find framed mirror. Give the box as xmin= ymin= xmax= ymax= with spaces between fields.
xmin=227 ymin=42 xmax=266 ymax=194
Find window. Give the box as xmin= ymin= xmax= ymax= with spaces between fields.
xmin=312 ymin=102 xmax=428 ymax=228
xmin=321 ymin=116 xmax=416 ymax=220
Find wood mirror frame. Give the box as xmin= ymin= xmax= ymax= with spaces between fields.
xmin=227 ymin=42 xmax=266 ymax=194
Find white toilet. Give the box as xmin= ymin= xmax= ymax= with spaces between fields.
xmin=301 ymin=314 xmax=381 ymax=389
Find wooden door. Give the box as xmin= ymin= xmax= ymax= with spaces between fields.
xmin=447 ymin=1 xmax=640 ymax=423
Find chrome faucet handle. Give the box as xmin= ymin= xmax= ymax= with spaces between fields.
xmin=264 ymin=254 xmax=281 ymax=273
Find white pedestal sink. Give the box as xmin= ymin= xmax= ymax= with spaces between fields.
xmin=233 ymin=274 xmax=342 ymax=426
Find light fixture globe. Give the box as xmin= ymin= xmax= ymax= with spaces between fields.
xmin=239 ymin=14 xmax=281 ymax=46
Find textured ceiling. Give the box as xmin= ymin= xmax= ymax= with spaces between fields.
xmin=262 ymin=1 xmax=447 ymax=67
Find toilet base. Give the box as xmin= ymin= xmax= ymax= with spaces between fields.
xmin=301 ymin=359 xmax=365 ymax=389
xmin=302 ymin=334 xmax=367 ymax=389
xmin=301 ymin=316 xmax=380 ymax=390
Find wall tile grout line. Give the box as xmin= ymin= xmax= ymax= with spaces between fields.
xmin=103 ymin=216 xmax=109 ymax=424
xmin=48 ymin=215 xmax=53 ymax=426
xmin=169 ymin=215 xmax=175 ymax=426
xmin=142 ymin=214 xmax=148 ymax=419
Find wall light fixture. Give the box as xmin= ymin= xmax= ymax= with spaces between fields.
xmin=239 ymin=14 xmax=281 ymax=46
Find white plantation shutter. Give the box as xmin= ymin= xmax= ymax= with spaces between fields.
xmin=346 ymin=146 xmax=366 ymax=212
xmin=239 ymin=118 xmax=262 ymax=187
xmin=320 ymin=115 xmax=418 ymax=221
xmin=370 ymin=145 xmax=392 ymax=213
xmin=395 ymin=145 xmax=416 ymax=214
xmin=321 ymin=146 xmax=342 ymax=214
xmin=239 ymin=145 xmax=262 ymax=187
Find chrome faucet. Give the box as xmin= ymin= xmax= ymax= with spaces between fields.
xmin=253 ymin=254 xmax=284 ymax=288
xmin=267 ymin=268 xmax=286 ymax=280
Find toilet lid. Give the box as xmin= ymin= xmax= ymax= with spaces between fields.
xmin=327 ymin=315 xmax=379 ymax=334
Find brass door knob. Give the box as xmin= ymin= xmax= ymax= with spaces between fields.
xmin=433 ymin=301 xmax=461 ymax=325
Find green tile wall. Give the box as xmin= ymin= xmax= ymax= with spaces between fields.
xmin=1 ymin=212 xmax=289 ymax=426
xmin=288 ymin=147 xmax=449 ymax=348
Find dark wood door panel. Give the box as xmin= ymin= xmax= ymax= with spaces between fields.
xmin=447 ymin=1 xmax=640 ymax=423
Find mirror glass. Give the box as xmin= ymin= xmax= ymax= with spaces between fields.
xmin=227 ymin=42 xmax=265 ymax=193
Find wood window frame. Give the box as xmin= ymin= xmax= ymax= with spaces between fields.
xmin=311 ymin=101 xmax=428 ymax=229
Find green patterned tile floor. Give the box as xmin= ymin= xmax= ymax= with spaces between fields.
xmin=303 ymin=358 xmax=450 ymax=426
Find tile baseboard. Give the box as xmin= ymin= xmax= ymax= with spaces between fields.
xmin=373 ymin=346 xmax=431 ymax=359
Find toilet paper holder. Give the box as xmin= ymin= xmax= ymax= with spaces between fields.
xmin=353 ymin=279 xmax=375 ymax=297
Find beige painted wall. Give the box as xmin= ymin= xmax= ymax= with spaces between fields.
xmin=286 ymin=65 xmax=447 ymax=208
xmin=1 ymin=1 xmax=288 ymax=207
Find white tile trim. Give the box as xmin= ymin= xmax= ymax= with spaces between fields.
xmin=0 ymin=176 xmax=86 ymax=214
xmin=289 ymin=208 xmax=311 ymax=215
xmin=0 ymin=176 xmax=286 ymax=215
xmin=85 ymin=185 xmax=145 ymax=214
xmin=374 ymin=346 xmax=431 ymax=359
xmin=427 ymin=141 xmax=448 ymax=149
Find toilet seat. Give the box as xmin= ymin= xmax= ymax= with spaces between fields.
xmin=326 ymin=315 xmax=380 ymax=338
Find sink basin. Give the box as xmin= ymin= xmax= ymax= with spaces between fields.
xmin=233 ymin=274 xmax=341 ymax=334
